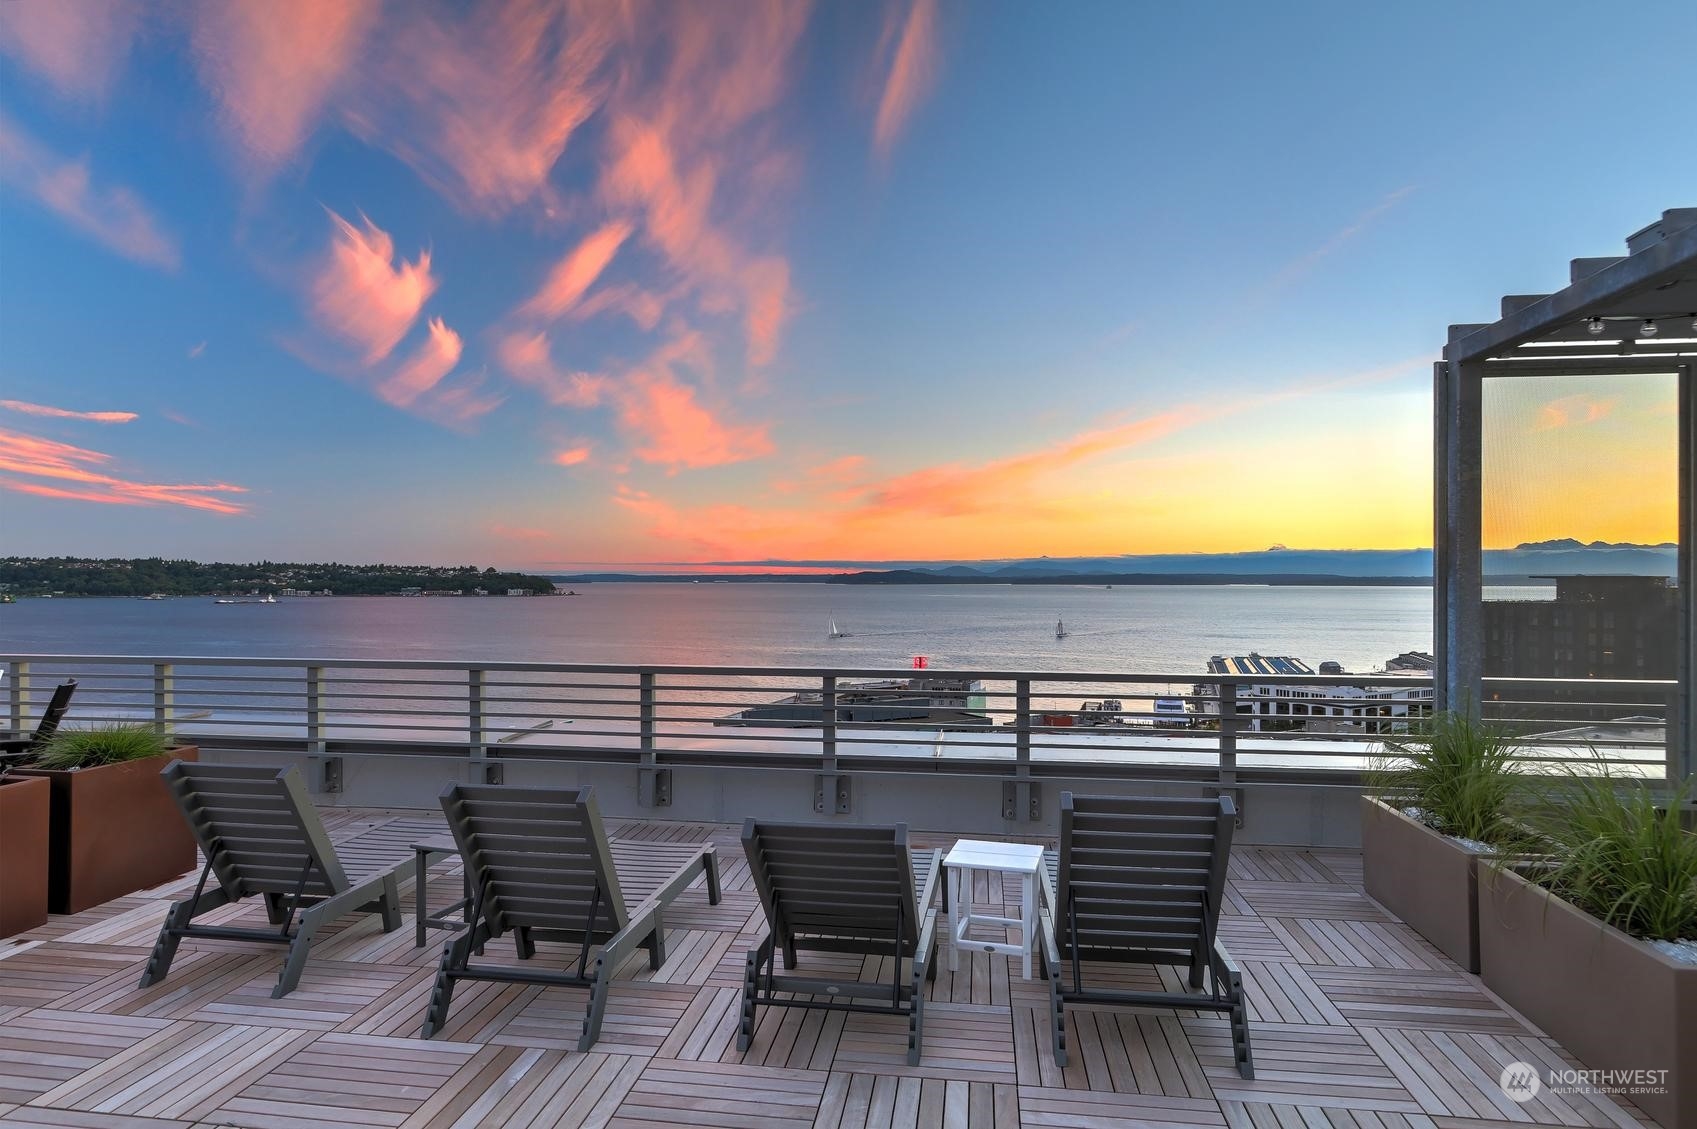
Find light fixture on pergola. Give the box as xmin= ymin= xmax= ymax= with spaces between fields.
xmin=1435 ymin=207 xmax=1696 ymax=777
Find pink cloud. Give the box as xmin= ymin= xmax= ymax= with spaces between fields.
xmin=521 ymin=220 xmax=635 ymax=320
xmin=489 ymin=522 xmax=552 ymax=543
xmin=1537 ymin=394 xmax=1616 ymax=431
xmin=191 ymin=0 xmax=381 ymax=174
xmin=414 ymin=374 xmax=505 ymax=429
xmin=0 ymin=428 xmax=247 ymax=515
xmin=617 ymin=368 xmax=773 ymax=469
xmin=872 ymin=0 xmax=940 ymax=159
xmin=494 ymin=331 xmax=608 ymax=408
xmin=569 ymin=283 xmax=668 ymax=331
xmin=308 ymin=210 xmax=436 ymax=364
xmin=378 ymin=317 xmax=462 ymax=408
xmin=0 ymin=1 xmax=141 ymax=103
xmin=0 ymin=400 xmax=137 ymax=424
xmin=0 ymin=112 xmax=179 ymax=269
xmin=553 ymin=445 xmax=593 ymax=466
xmin=187 ymin=341 xmax=207 ymax=359
xmin=341 ymin=0 xmax=614 ymax=216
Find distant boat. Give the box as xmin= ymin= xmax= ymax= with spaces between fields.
xmin=1054 ymin=618 xmax=1069 ymax=640
xmin=828 ymin=617 xmax=853 ymax=640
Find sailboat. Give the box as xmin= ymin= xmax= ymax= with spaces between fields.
xmin=827 ymin=616 xmax=853 ymax=639
xmin=1054 ymin=618 xmax=1069 ymax=640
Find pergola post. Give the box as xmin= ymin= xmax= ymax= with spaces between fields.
xmin=1436 ymin=348 xmax=1484 ymax=719
xmin=1678 ymin=363 xmax=1694 ymax=780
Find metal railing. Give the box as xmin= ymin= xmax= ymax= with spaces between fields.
xmin=3 ymin=656 xmax=1679 ymax=804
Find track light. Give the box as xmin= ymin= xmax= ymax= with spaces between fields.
xmin=1640 ymin=319 xmax=1658 ymax=337
xmin=1586 ymin=317 xmax=1605 ymax=335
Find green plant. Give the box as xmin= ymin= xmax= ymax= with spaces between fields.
xmin=35 ymin=724 xmax=172 ymax=770
xmin=1367 ymin=710 xmax=1522 ymax=845
xmin=1516 ymin=763 xmax=1697 ymax=943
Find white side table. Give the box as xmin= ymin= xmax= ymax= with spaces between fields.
xmin=944 ymin=839 xmax=1046 ymax=979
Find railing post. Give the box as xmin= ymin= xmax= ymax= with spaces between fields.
xmin=305 ymin=665 xmax=339 ymax=794
xmin=152 ymin=662 xmax=175 ymax=731
xmin=1217 ymin=680 xmax=1242 ymax=825
xmin=815 ymin=675 xmax=849 ymax=814
xmin=1003 ymin=678 xmax=1039 ymax=822
xmin=468 ymin=667 xmax=500 ymax=785
xmin=7 ymin=660 xmax=28 ymax=732
xmin=637 ymin=671 xmax=670 ymax=807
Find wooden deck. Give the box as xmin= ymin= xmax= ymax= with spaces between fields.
xmin=0 ymin=809 xmax=1653 ymax=1129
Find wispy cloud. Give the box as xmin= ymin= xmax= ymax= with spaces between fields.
xmin=191 ymin=0 xmax=381 ymax=176
xmin=342 ymin=0 xmax=614 ymax=216
xmin=0 ymin=112 xmax=180 ymax=269
xmin=0 ymin=400 xmax=138 ymax=424
xmin=0 ymin=428 xmax=248 ymax=514
xmin=0 ymin=1 xmax=141 ymax=103
xmin=308 ymin=209 xmax=435 ymax=364
xmin=616 ymin=357 xmax=1429 ymax=556
xmin=187 ymin=341 xmax=208 ymax=359
xmin=1256 ymin=186 xmax=1415 ymax=299
xmin=553 ymin=445 xmax=593 ymax=466
xmin=521 ymin=220 xmax=635 ymax=320
xmin=1537 ymin=394 xmax=1615 ymax=431
xmin=872 ymin=0 xmax=940 ymax=160
xmin=378 ymin=317 xmax=462 ymax=408
xmin=494 ymin=331 xmax=608 ymax=408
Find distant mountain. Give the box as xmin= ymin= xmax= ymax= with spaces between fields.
xmin=549 ymin=541 xmax=1677 ymax=583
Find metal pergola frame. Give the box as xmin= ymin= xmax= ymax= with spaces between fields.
xmin=1436 ymin=208 xmax=1697 ymax=779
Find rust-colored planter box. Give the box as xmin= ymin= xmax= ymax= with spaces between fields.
xmin=1479 ymin=864 xmax=1695 ymax=1129
xmin=16 ymin=746 xmax=199 ymax=914
xmin=1360 ymin=796 xmax=1490 ymax=972
xmin=0 ymin=774 xmax=51 ymax=938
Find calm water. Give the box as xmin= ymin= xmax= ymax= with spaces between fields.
xmin=1 ymin=583 xmax=1441 ymax=675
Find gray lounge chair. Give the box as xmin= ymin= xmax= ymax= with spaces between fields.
xmin=1040 ymin=792 xmax=1253 ymax=1078
xmin=422 ymin=783 xmax=720 ymax=1050
xmin=739 ymin=821 xmax=940 ymax=1066
xmin=1 ymin=679 xmax=77 ymax=760
xmin=141 ymin=762 xmax=410 ymax=997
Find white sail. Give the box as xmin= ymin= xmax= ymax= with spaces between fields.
xmin=1054 ymin=618 xmax=1068 ymax=639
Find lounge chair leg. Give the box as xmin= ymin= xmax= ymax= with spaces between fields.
xmin=378 ymin=875 xmax=403 ymax=932
xmin=1188 ymin=951 xmax=1206 ymax=990
xmin=1049 ymin=969 xmax=1068 ymax=1067
xmin=421 ymin=933 xmax=471 ymax=1038
xmin=263 ymin=892 xmax=289 ymax=925
xmin=781 ymin=934 xmax=797 ymax=970
xmin=578 ymin=954 xmax=613 ymax=1052
xmin=646 ymin=909 xmax=666 ymax=970
xmin=1229 ymin=973 xmax=1254 ymax=1079
xmin=272 ymin=905 xmax=326 ymax=998
xmin=907 ymin=966 xmax=926 ymax=1065
xmin=738 ymin=937 xmax=771 ymax=1053
xmin=139 ymin=887 xmax=230 ymax=988
xmin=704 ymin=854 xmax=722 ymax=904
xmin=515 ymin=927 xmax=535 ymax=960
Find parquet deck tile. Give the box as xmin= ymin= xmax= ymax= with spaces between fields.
xmin=0 ymin=811 xmax=1653 ymax=1129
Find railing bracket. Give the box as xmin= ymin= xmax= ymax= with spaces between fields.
xmin=639 ymin=767 xmax=672 ymax=808
xmin=1002 ymin=780 xmax=1041 ymax=822
xmin=1214 ymin=786 xmax=1245 ymax=828
xmin=310 ymin=755 xmax=343 ymax=795
xmin=481 ymin=761 xmax=504 ymax=786
xmin=814 ymin=772 xmax=851 ymax=815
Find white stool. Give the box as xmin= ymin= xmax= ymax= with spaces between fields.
xmin=944 ymin=839 xmax=1046 ymax=979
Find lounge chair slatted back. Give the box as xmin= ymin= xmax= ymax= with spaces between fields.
xmin=166 ymin=763 xmax=351 ymax=898
xmin=1042 ymin=792 xmax=1252 ymax=1078
xmin=1 ymin=679 xmax=78 ymax=759
xmin=142 ymin=762 xmax=407 ymax=999
xmin=440 ymin=784 xmax=626 ymax=938
xmin=739 ymin=821 xmax=940 ymax=1065
xmin=1055 ymin=796 xmax=1232 ymax=959
xmin=422 ymin=783 xmax=719 ymax=1052
xmin=746 ymin=824 xmax=921 ymax=949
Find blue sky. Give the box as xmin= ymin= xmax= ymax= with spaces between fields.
xmin=1 ymin=0 xmax=1692 ymax=568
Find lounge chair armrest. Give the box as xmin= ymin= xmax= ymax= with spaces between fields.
xmin=1038 ymin=908 xmax=1061 ymax=965
xmin=914 ymin=848 xmax=943 ymax=914
xmin=914 ymin=902 xmax=938 ymax=969
xmin=1039 ymin=849 xmax=1057 ymax=912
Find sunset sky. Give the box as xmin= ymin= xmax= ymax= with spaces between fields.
xmin=1 ymin=0 xmax=1692 ymax=568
